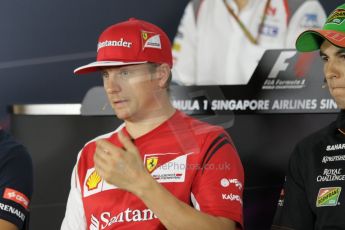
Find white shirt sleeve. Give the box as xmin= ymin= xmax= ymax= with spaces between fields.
xmin=60 ymin=152 xmax=86 ymax=230
xmin=60 ymin=125 xmax=124 ymax=230
xmin=172 ymin=2 xmax=198 ymax=85
xmin=285 ymin=0 xmax=326 ymax=48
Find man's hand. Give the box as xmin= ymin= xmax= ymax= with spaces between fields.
xmin=93 ymin=130 xmax=150 ymax=194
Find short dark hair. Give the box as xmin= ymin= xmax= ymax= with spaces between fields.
xmin=148 ymin=63 xmax=172 ymax=89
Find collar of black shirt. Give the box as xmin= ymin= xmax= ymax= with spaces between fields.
xmin=336 ymin=110 xmax=345 ymax=131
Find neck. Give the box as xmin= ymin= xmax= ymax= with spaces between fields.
xmin=234 ymin=0 xmax=248 ymax=12
xmin=125 ymin=98 xmax=176 ymax=139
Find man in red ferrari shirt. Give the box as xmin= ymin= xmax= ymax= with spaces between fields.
xmin=61 ymin=18 xmax=244 ymax=230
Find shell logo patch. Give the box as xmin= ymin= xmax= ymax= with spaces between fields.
xmin=86 ymin=170 xmax=102 ymax=190
xmin=316 ymin=187 xmax=341 ymax=207
xmin=83 ymin=168 xmax=118 ymax=197
xmin=146 ymin=157 xmax=158 ymax=172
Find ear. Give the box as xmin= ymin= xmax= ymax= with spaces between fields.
xmin=156 ymin=63 xmax=171 ymax=88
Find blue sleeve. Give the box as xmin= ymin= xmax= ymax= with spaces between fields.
xmin=0 ymin=144 xmax=33 ymax=229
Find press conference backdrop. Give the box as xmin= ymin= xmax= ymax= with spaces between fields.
xmin=0 ymin=0 xmax=189 ymax=128
xmin=0 ymin=0 xmax=342 ymax=128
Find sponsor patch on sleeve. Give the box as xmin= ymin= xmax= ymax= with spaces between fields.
xmin=316 ymin=187 xmax=341 ymax=207
xmin=3 ymin=188 xmax=30 ymax=210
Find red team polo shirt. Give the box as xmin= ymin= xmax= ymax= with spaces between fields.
xmin=62 ymin=110 xmax=244 ymax=230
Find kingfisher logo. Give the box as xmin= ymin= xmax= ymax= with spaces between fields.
xmin=316 ymin=187 xmax=341 ymax=207
xmin=87 ymin=171 xmax=102 ymax=190
xmin=322 ymin=155 xmax=345 ymax=163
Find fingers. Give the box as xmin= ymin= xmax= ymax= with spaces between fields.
xmin=96 ymin=139 xmax=124 ymax=154
xmin=118 ymin=130 xmax=137 ymax=153
xmin=93 ymin=161 xmax=106 ymax=179
xmin=94 ymin=139 xmax=121 ymax=173
xmin=94 ymin=143 xmax=110 ymax=166
xmin=92 ymin=133 xmax=146 ymax=190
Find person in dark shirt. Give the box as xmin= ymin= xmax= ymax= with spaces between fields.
xmin=0 ymin=128 xmax=33 ymax=230
xmin=272 ymin=3 xmax=345 ymax=230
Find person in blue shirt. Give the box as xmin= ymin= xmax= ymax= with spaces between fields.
xmin=0 ymin=128 xmax=33 ymax=230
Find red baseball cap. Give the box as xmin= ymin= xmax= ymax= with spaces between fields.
xmin=74 ymin=18 xmax=173 ymax=74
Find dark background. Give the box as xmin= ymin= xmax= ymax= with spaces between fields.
xmin=2 ymin=0 xmax=345 ymax=229
xmin=0 ymin=0 xmax=342 ymax=127
xmin=0 ymin=0 xmax=190 ymax=127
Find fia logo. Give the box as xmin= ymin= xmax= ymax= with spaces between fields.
xmin=262 ymin=51 xmax=308 ymax=90
xmin=267 ymin=51 xmax=296 ymax=79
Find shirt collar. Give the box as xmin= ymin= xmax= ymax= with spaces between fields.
xmin=336 ymin=110 xmax=345 ymax=130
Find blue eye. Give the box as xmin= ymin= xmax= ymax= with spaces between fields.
xmin=102 ymin=72 xmax=109 ymax=79
xmin=118 ymin=70 xmax=131 ymax=79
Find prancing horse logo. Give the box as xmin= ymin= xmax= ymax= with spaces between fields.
xmin=146 ymin=157 xmax=158 ymax=172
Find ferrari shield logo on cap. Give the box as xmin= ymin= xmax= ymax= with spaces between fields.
xmin=141 ymin=31 xmax=162 ymax=49
xmin=146 ymin=156 xmax=159 ymax=172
